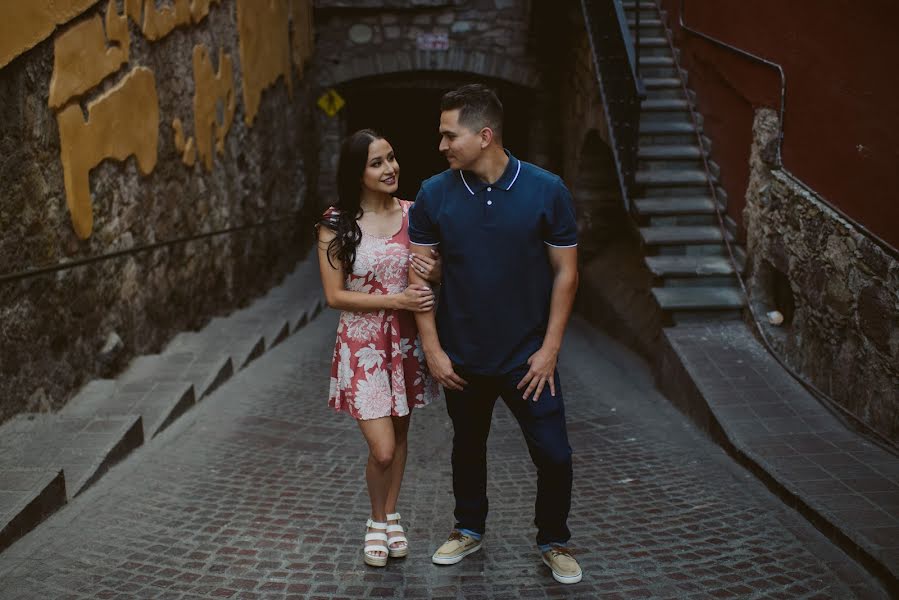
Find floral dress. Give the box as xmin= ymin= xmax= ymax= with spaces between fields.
xmin=327 ymin=199 xmax=440 ymax=420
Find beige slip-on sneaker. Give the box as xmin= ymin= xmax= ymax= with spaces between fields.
xmin=542 ymin=546 xmax=582 ymax=584
xmin=431 ymin=530 xmax=482 ymax=565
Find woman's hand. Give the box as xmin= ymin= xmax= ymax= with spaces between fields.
xmin=409 ymin=248 xmax=442 ymax=284
xmin=395 ymin=284 xmax=435 ymax=312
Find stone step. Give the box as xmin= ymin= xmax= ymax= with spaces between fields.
xmin=0 ymin=468 xmax=66 ymax=552
xmin=645 ymin=255 xmax=739 ymax=277
xmin=622 ymin=1 xmax=658 ymax=12
xmin=167 ymin=320 xmax=264 ymax=372
xmin=638 ymin=183 xmax=718 ymax=198
xmin=633 ymin=196 xmax=717 ymax=216
xmin=639 ymin=145 xmax=703 ymax=160
xmin=640 ymin=225 xmax=726 ymax=246
xmin=628 ymin=19 xmax=664 ymax=28
xmin=125 ymin=350 xmax=234 ymax=401
xmin=643 ymin=77 xmax=681 ymax=89
xmin=639 ymin=135 xmax=696 ymax=147
xmin=648 ymin=215 xmax=717 ymax=228
xmin=636 ymin=169 xmax=709 ymax=187
xmin=640 ymin=121 xmax=696 ymax=135
xmin=638 ymin=65 xmax=678 ymax=79
xmin=642 ymin=98 xmax=690 ymax=111
xmin=637 ymin=36 xmax=668 ymax=48
xmin=292 ymin=296 xmax=325 ymax=332
xmin=640 ymin=107 xmax=692 ymax=123
xmin=652 ymin=286 xmax=746 ymax=311
xmin=643 ymin=87 xmax=688 ymax=100
xmin=0 ymin=414 xmax=143 ymax=500
xmin=639 ymin=56 xmax=675 ymax=68
xmin=62 ymin=378 xmax=195 ymax=440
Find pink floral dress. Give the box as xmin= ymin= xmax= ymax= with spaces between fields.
xmin=327 ymin=199 xmax=440 ymax=420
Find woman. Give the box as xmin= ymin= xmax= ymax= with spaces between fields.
xmin=317 ymin=129 xmax=442 ymax=567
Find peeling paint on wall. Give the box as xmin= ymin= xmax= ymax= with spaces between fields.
xmin=4 ymin=0 xmax=312 ymax=239
xmin=237 ymin=0 xmax=292 ymax=126
xmin=123 ymin=0 xmax=221 ymax=41
xmin=0 ymin=0 xmax=99 ymax=69
xmin=56 ymin=67 xmax=159 ymax=239
xmin=172 ymin=118 xmax=198 ymax=166
xmin=291 ymin=0 xmax=314 ymax=77
xmin=48 ymin=0 xmax=130 ymax=109
xmin=192 ymin=45 xmax=236 ymax=171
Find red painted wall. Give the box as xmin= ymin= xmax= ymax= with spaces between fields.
xmin=659 ymin=0 xmax=899 ymax=249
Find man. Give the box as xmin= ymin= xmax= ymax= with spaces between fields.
xmin=408 ymin=84 xmax=582 ymax=584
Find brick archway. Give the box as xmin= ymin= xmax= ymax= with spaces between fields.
xmin=320 ymin=49 xmax=540 ymax=89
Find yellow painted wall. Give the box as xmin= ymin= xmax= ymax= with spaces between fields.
xmin=0 ymin=0 xmax=99 ymax=69
xmin=3 ymin=0 xmax=314 ymax=239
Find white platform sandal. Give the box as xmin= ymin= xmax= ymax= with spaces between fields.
xmin=386 ymin=512 xmax=408 ymax=558
xmin=363 ymin=518 xmax=389 ymax=567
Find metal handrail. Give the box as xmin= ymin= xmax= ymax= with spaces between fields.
xmin=678 ymin=0 xmax=785 ymax=166
xmin=613 ymin=0 xmax=642 ymax=85
xmin=580 ymin=0 xmax=646 ymax=212
xmin=678 ymin=0 xmax=897 ymax=259
xmin=0 ymin=211 xmax=305 ymax=285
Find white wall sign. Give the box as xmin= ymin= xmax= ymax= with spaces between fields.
xmin=417 ymin=33 xmax=449 ymax=51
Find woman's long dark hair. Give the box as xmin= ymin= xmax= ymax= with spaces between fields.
xmin=319 ymin=129 xmax=384 ymax=272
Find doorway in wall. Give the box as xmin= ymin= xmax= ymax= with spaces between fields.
xmin=341 ymin=74 xmax=533 ymax=201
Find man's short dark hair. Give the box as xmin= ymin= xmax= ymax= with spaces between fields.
xmin=441 ymin=84 xmax=504 ymax=139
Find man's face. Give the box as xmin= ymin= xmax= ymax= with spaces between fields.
xmin=439 ymin=109 xmax=483 ymax=171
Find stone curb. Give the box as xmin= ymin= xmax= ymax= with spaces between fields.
xmin=656 ymin=321 xmax=899 ymax=595
xmin=0 ymin=468 xmax=65 ymax=554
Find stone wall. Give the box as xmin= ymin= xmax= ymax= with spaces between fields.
xmin=312 ymin=0 xmax=538 ymax=89
xmin=307 ymin=0 xmax=540 ymax=208
xmin=744 ymin=109 xmax=899 ymax=441
xmin=0 ymin=0 xmax=316 ymax=423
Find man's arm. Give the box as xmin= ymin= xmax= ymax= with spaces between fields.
xmin=516 ymin=245 xmax=578 ymax=401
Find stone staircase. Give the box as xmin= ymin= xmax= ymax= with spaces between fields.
xmin=0 ymin=250 xmax=326 ymax=552
xmin=623 ymin=0 xmax=746 ymax=321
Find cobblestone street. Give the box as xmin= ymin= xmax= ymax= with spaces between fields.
xmin=0 ymin=311 xmax=887 ymax=599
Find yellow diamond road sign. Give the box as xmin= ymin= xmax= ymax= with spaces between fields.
xmin=317 ymin=89 xmax=345 ymax=117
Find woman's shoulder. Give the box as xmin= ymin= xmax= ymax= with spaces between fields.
xmin=317 ymin=206 xmax=342 ymax=238
xmin=320 ymin=205 xmax=341 ymax=224
xmin=397 ymin=198 xmax=413 ymax=211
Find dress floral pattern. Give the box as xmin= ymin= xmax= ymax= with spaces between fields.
xmin=327 ymin=199 xmax=440 ymax=420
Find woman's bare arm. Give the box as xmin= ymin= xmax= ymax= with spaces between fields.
xmin=318 ymin=226 xmax=433 ymax=313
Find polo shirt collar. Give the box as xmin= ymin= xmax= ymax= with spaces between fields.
xmin=459 ymin=150 xmax=522 ymax=195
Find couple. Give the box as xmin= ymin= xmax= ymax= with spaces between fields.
xmin=317 ymin=84 xmax=582 ymax=584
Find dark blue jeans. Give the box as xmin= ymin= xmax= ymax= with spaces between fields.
xmin=444 ymin=365 xmax=573 ymax=546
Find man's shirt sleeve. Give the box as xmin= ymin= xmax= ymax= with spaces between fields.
xmin=544 ymin=179 xmax=578 ymax=248
xmin=409 ymin=186 xmax=441 ymax=246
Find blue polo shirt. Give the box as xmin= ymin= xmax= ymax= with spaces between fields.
xmin=409 ymin=151 xmax=577 ymax=375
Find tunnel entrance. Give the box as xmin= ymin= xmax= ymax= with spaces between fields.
xmin=341 ymin=74 xmax=534 ymax=201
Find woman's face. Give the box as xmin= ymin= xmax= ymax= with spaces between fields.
xmin=361 ymin=138 xmax=399 ymax=195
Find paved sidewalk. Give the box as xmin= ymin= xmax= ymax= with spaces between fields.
xmin=660 ymin=322 xmax=899 ymax=593
xmin=0 ymin=312 xmax=887 ymax=599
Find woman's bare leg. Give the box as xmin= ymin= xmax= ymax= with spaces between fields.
xmin=357 ymin=416 xmax=396 ymax=559
xmin=385 ymin=413 xmax=411 ymax=550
